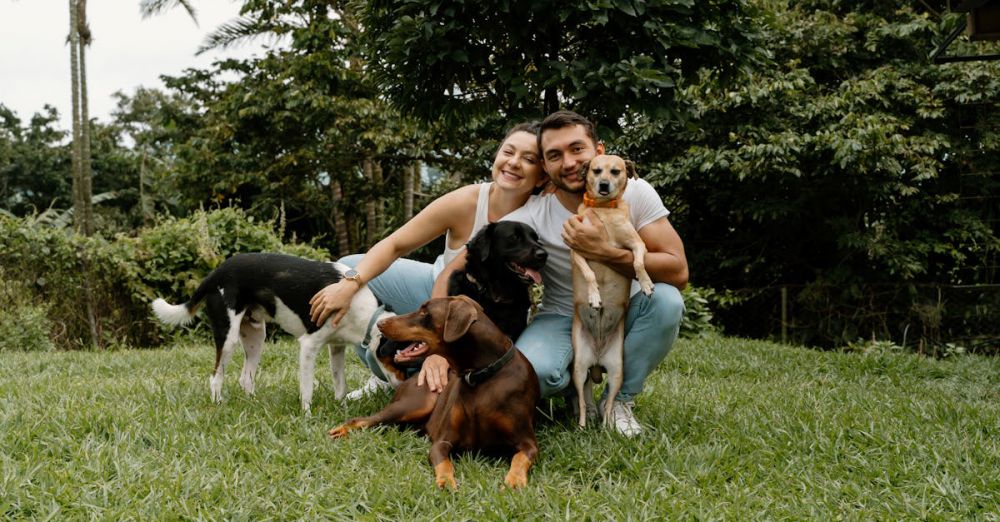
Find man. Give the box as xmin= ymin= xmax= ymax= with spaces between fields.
xmin=430 ymin=110 xmax=687 ymax=436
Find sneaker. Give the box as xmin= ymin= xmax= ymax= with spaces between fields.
xmin=599 ymin=398 xmax=643 ymax=437
xmin=345 ymin=375 xmax=392 ymax=401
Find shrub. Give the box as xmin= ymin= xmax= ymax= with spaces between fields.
xmin=0 ymin=269 xmax=55 ymax=352
xmin=0 ymin=208 xmax=329 ymax=350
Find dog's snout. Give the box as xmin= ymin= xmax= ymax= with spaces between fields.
xmin=598 ymin=181 xmax=611 ymax=192
xmin=534 ymin=248 xmax=548 ymax=262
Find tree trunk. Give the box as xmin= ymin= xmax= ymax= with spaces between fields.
xmin=403 ymin=161 xmax=414 ymax=221
xmin=330 ymin=179 xmax=350 ymax=256
xmin=363 ymin=157 xmax=376 ymax=246
xmin=78 ymin=33 xmax=93 ymax=236
xmin=373 ymin=160 xmax=384 ymax=234
xmin=68 ymin=0 xmax=82 ymax=231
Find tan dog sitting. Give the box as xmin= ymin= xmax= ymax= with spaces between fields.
xmin=571 ymin=154 xmax=655 ymax=429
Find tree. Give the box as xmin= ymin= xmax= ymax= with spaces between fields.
xmin=359 ymin=0 xmax=767 ymax=134
xmin=625 ymin=1 xmax=1000 ymax=348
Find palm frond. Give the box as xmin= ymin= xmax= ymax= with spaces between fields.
xmin=196 ymin=16 xmax=281 ymax=55
xmin=139 ymin=0 xmax=198 ymax=26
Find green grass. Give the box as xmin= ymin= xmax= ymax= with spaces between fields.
xmin=2 ymin=336 xmax=999 ymax=520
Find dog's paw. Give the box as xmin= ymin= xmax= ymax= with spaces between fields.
xmin=436 ymin=474 xmax=458 ymax=490
xmin=639 ymin=279 xmax=654 ymax=296
xmin=328 ymin=425 xmax=349 ymax=439
xmin=588 ymin=292 xmax=602 ymax=309
xmin=504 ymin=470 xmax=528 ymax=489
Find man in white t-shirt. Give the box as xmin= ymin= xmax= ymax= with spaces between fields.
xmin=430 ymin=111 xmax=688 ymax=436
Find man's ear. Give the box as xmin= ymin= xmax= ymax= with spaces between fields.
xmin=596 ymin=141 xmax=606 ymax=155
xmin=625 ymin=160 xmax=638 ymax=179
xmin=443 ymin=298 xmax=478 ymax=342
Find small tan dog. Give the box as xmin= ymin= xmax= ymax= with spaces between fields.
xmin=571 ymin=154 xmax=654 ymax=429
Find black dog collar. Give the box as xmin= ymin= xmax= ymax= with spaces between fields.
xmin=463 ymin=342 xmax=516 ymax=386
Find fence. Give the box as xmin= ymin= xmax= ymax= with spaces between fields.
xmin=713 ymin=283 xmax=1000 ymax=355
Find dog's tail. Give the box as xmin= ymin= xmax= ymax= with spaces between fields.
xmin=151 ymin=266 xmax=223 ymax=326
xmin=151 ymin=298 xmax=197 ymax=326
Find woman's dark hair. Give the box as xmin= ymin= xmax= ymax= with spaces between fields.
xmin=502 ymin=120 xmax=541 ymax=141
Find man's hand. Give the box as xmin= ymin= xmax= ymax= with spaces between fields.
xmin=418 ymin=354 xmax=450 ymax=393
xmin=562 ymin=209 xmax=612 ymax=261
xmin=309 ymin=279 xmax=360 ymax=327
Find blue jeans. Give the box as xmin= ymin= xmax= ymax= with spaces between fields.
xmin=515 ymin=284 xmax=684 ymax=401
xmin=340 ymin=254 xmax=684 ymax=400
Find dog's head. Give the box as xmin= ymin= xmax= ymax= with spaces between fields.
xmin=376 ymin=296 xmax=493 ymax=367
xmin=465 ymin=221 xmax=547 ymax=287
xmin=579 ymin=154 xmax=636 ymax=203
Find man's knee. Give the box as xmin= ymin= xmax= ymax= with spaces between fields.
xmin=531 ymin=358 xmax=571 ymax=398
xmin=655 ymin=284 xmax=685 ymax=325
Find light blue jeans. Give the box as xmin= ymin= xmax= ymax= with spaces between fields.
xmin=339 ymin=254 xmax=684 ymax=401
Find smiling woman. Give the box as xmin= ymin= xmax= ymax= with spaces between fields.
xmin=306 ymin=120 xmax=548 ymax=399
xmin=0 ymin=1 xmax=264 ymax=130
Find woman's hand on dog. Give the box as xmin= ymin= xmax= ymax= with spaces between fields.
xmin=309 ymin=280 xmax=360 ymax=327
xmin=418 ymin=355 xmax=450 ymax=393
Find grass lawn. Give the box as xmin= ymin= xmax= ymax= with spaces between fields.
xmin=2 ymin=335 xmax=998 ymax=520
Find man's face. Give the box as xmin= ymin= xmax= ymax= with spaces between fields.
xmin=540 ymin=124 xmax=605 ymax=194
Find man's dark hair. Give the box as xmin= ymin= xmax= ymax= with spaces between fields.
xmin=538 ymin=110 xmax=600 ymax=151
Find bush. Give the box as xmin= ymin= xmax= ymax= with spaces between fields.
xmin=0 ymin=269 xmax=55 ymax=352
xmin=0 ymin=208 xmax=330 ymax=350
xmin=680 ymin=285 xmax=719 ymax=339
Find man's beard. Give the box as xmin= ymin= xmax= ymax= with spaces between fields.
xmin=551 ymin=174 xmax=586 ymax=194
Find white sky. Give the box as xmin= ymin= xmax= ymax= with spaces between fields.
xmin=0 ymin=1 xmax=268 ymax=131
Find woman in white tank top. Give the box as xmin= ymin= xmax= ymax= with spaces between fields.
xmin=310 ymin=121 xmax=547 ymax=329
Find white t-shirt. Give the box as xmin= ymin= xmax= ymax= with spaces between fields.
xmin=502 ymin=178 xmax=669 ymax=317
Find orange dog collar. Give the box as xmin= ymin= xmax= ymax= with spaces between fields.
xmin=583 ymin=192 xmax=619 ymax=208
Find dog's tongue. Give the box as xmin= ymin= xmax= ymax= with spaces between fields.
xmin=394 ymin=341 xmax=427 ymax=362
xmin=524 ymin=268 xmax=542 ymax=284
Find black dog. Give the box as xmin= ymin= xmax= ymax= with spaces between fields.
xmin=447 ymin=221 xmax=547 ymax=339
xmin=372 ymin=222 xmax=546 ymax=377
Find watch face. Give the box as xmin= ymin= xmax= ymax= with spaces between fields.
xmin=345 ymin=269 xmax=359 ymax=280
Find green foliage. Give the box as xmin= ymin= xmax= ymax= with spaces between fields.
xmin=0 ymin=269 xmax=55 ymax=352
xmin=624 ymin=2 xmax=1000 ymax=348
xmin=0 ymin=208 xmax=328 ymax=350
xmin=679 ymin=285 xmax=718 ymax=339
xmin=360 ymin=0 xmax=767 ymax=132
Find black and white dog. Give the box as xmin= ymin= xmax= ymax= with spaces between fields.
xmin=152 ymin=253 xmax=399 ymax=412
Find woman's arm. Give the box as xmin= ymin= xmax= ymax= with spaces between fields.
xmin=309 ymin=186 xmax=477 ymax=326
xmin=417 ymin=249 xmax=471 ymax=392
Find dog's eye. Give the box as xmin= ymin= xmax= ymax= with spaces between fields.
xmin=592 ymin=168 xmax=602 ymax=174
xmin=611 ymin=169 xmax=621 ymax=176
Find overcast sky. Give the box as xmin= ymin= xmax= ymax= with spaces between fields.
xmin=0 ymin=1 xmax=268 ymax=132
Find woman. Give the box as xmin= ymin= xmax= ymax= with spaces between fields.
xmin=308 ymin=122 xmax=546 ymax=397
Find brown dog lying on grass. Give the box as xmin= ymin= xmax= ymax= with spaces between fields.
xmin=328 ymin=296 xmax=540 ymax=490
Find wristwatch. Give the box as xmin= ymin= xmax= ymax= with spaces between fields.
xmin=343 ymin=269 xmax=363 ymax=285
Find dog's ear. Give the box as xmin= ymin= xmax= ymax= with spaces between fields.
xmin=467 ymin=223 xmax=494 ymax=263
xmin=443 ymin=298 xmax=478 ymax=342
xmin=625 ymin=160 xmax=638 ymax=179
xmin=579 ymin=160 xmax=591 ymax=179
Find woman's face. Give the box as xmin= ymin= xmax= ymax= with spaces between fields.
xmin=491 ymin=131 xmax=546 ymax=193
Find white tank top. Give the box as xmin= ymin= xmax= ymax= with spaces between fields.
xmin=431 ymin=182 xmax=492 ymax=278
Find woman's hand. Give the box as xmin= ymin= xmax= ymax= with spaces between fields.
xmin=309 ymin=279 xmax=362 ymax=327
xmin=418 ymin=354 xmax=450 ymax=393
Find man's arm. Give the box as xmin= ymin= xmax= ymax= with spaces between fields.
xmin=563 ymin=212 xmax=688 ymax=289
